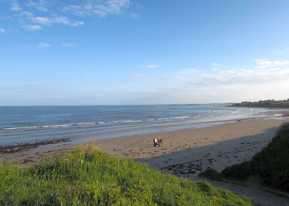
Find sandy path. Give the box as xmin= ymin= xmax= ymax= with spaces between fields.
xmin=207 ymin=179 xmax=289 ymax=206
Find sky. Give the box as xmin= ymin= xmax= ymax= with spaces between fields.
xmin=1 ymin=0 xmax=289 ymax=105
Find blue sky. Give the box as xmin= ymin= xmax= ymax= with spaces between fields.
xmin=1 ymin=0 xmax=289 ymax=105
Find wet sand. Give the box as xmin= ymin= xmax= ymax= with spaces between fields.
xmin=0 ymin=118 xmax=288 ymax=171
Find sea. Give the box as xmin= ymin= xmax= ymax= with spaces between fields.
xmin=0 ymin=104 xmax=283 ymax=146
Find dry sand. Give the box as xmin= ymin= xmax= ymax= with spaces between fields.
xmin=95 ymin=118 xmax=288 ymax=175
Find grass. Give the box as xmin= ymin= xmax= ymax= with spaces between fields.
xmin=0 ymin=146 xmax=252 ymax=206
xmin=222 ymin=123 xmax=289 ymax=192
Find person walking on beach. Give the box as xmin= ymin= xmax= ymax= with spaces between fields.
xmin=153 ymin=137 xmax=159 ymax=147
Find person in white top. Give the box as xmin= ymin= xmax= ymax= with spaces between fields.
xmin=153 ymin=137 xmax=160 ymax=147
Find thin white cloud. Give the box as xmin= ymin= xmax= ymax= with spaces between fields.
xmin=61 ymin=42 xmax=77 ymax=48
xmin=128 ymin=58 xmax=289 ymax=103
xmin=37 ymin=42 xmax=79 ymax=48
xmin=38 ymin=42 xmax=51 ymax=48
xmin=255 ymin=59 xmax=289 ymax=69
xmin=30 ymin=15 xmax=84 ymax=27
xmin=0 ymin=28 xmax=5 ymax=33
xmin=8 ymin=0 xmax=130 ymax=31
xmin=23 ymin=24 xmax=42 ymax=31
xmin=63 ymin=0 xmax=130 ymax=17
xmin=18 ymin=11 xmax=84 ymax=30
xmin=174 ymin=60 xmax=289 ymax=90
xmin=144 ymin=64 xmax=160 ymax=69
xmin=10 ymin=1 xmax=22 ymax=12
xmin=26 ymin=0 xmax=49 ymax=12
xmin=31 ymin=16 xmax=50 ymax=25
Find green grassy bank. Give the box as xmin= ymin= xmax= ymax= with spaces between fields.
xmin=0 ymin=146 xmax=251 ymax=206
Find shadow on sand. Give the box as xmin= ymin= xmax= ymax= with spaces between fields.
xmin=140 ymin=126 xmax=289 ymax=206
xmin=140 ymin=127 xmax=277 ymax=173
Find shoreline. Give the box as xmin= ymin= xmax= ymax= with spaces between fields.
xmin=1 ymin=117 xmax=287 ymax=168
xmin=0 ymin=138 xmax=70 ymax=154
xmin=1 ymin=105 xmax=286 ymax=147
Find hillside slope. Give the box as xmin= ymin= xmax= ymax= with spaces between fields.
xmin=223 ymin=123 xmax=289 ymax=192
xmin=0 ymin=146 xmax=251 ymax=206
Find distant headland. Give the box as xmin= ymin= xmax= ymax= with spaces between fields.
xmin=231 ymin=99 xmax=289 ymax=108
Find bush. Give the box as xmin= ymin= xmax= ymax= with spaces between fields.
xmin=252 ymin=123 xmax=289 ymax=191
xmin=222 ymin=162 xmax=252 ymax=180
xmin=222 ymin=123 xmax=289 ymax=192
xmin=199 ymin=168 xmax=223 ymax=181
xmin=0 ymin=146 xmax=252 ymax=206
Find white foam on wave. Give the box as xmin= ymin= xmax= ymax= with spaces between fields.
xmin=0 ymin=107 xmax=271 ymax=132
xmin=1 ymin=121 xmax=99 ymax=131
xmin=157 ymin=116 xmax=190 ymax=121
xmin=2 ymin=125 xmax=39 ymax=130
xmin=112 ymin=120 xmax=144 ymax=124
xmin=75 ymin=122 xmax=97 ymax=127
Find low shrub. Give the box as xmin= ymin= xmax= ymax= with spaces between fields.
xmin=222 ymin=123 xmax=289 ymax=192
xmin=199 ymin=168 xmax=223 ymax=181
xmin=222 ymin=162 xmax=252 ymax=180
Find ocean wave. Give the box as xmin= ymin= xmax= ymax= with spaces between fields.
xmin=2 ymin=126 xmax=39 ymax=130
xmin=73 ymin=122 xmax=97 ymax=127
xmin=112 ymin=120 xmax=144 ymax=124
xmin=0 ymin=116 xmax=193 ymax=131
xmin=173 ymin=115 xmax=191 ymax=120
xmin=273 ymin=113 xmax=283 ymax=117
xmin=156 ymin=116 xmax=190 ymax=121
xmin=0 ymin=111 xmax=270 ymax=132
xmin=0 ymin=119 xmax=147 ymax=131
xmin=41 ymin=124 xmax=72 ymax=129
xmin=1 ymin=122 xmax=98 ymax=131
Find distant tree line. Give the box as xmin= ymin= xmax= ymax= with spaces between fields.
xmin=231 ymin=98 xmax=289 ymax=108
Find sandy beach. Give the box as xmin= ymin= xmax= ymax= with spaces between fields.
xmin=1 ymin=117 xmax=286 ymax=171
xmin=95 ymin=118 xmax=288 ymax=174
